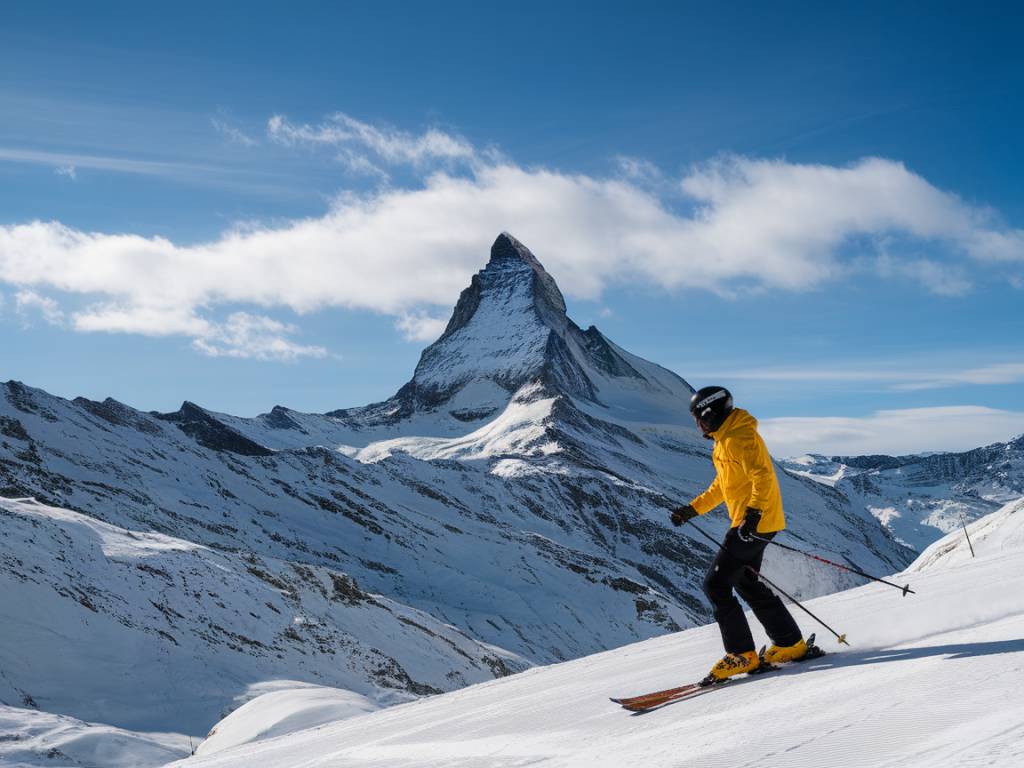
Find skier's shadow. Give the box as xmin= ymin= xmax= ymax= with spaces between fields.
xmin=816 ymin=638 xmax=1024 ymax=668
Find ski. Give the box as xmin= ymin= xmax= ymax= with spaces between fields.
xmin=619 ymin=669 xmax=767 ymax=711
xmin=609 ymin=682 xmax=702 ymax=708
xmin=612 ymin=635 xmax=827 ymax=712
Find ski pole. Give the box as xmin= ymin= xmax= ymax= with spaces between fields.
xmin=753 ymin=536 xmax=915 ymax=596
xmin=743 ymin=563 xmax=849 ymax=646
xmin=685 ymin=520 xmax=850 ymax=646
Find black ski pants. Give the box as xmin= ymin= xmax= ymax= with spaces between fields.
xmin=703 ymin=527 xmax=802 ymax=654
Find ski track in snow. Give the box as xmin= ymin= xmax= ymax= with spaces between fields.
xmin=168 ymin=499 xmax=1024 ymax=768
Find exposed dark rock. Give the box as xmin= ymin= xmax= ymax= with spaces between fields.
xmin=264 ymin=406 xmax=308 ymax=433
xmin=154 ymin=402 xmax=273 ymax=457
xmin=74 ymin=397 xmax=163 ymax=435
xmin=3 ymin=381 xmax=58 ymax=422
xmin=0 ymin=416 xmax=30 ymax=442
xmin=449 ymin=407 xmax=499 ymax=422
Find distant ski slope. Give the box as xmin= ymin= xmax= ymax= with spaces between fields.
xmin=173 ymin=497 xmax=1024 ymax=768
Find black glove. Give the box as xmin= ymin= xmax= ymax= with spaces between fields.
xmin=670 ymin=504 xmax=698 ymax=527
xmin=737 ymin=508 xmax=762 ymax=542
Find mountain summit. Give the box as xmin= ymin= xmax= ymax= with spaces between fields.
xmin=360 ymin=233 xmax=695 ymax=427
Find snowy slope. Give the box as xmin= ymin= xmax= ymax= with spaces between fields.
xmin=908 ymin=496 xmax=1024 ymax=572
xmin=0 ymin=705 xmax=190 ymax=768
xmin=0 ymin=497 xmax=519 ymax=737
xmin=173 ymin=501 xmax=1024 ymax=768
xmin=195 ymin=684 xmax=379 ymax=758
xmin=781 ymin=436 xmax=1024 ymax=551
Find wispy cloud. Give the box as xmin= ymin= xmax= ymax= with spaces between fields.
xmin=211 ymin=117 xmax=258 ymax=147
xmin=700 ymin=360 xmax=1024 ymax=391
xmin=1 ymin=112 xmax=1023 ymax=359
xmin=267 ymin=112 xmax=478 ymax=169
xmin=14 ymin=289 xmax=66 ymax=328
xmin=875 ymin=250 xmax=971 ymax=296
xmin=892 ymin=362 xmax=1024 ymax=391
xmin=0 ymin=146 xmax=201 ymax=177
xmin=192 ymin=313 xmax=327 ymax=361
xmin=761 ymin=405 xmax=1024 ymax=457
xmin=395 ymin=312 xmax=448 ymax=343
xmin=0 ymin=146 xmax=302 ymax=198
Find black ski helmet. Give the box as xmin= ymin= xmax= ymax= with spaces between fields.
xmin=689 ymin=386 xmax=733 ymax=435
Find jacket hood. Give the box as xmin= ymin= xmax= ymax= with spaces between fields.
xmin=714 ymin=408 xmax=757 ymax=440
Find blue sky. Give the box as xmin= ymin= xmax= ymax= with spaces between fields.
xmin=2 ymin=1 xmax=1023 ymax=455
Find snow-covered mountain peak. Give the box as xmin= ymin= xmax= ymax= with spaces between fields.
xmin=488 ymin=231 xmax=539 ymax=264
xmin=482 ymin=231 xmax=568 ymax=332
xmin=349 ymin=233 xmax=697 ymax=434
xmin=405 ymin=232 xmax=568 ymax=406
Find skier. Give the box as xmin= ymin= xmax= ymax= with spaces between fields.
xmin=670 ymin=385 xmax=807 ymax=681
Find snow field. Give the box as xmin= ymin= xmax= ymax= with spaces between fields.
xmin=0 ymin=706 xmax=190 ymax=768
xmin=195 ymin=684 xmax=380 ymax=757
xmin=173 ymin=499 xmax=1024 ymax=768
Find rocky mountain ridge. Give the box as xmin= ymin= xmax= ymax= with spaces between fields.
xmin=781 ymin=434 xmax=1024 ymax=550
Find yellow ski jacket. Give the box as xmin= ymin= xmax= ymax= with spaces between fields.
xmin=688 ymin=408 xmax=785 ymax=533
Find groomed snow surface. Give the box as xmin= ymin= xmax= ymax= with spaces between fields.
xmin=173 ymin=498 xmax=1024 ymax=768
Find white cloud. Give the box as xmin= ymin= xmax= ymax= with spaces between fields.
xmin=211 ymin=118 xmax=258 ymax=147
xmin=2 ymin=115 xmax=1023 ymax=359
xmin=395 ymin=312 xmax=448 ymax=343
xmin=14 ymin=289 xmax=65 ymax=327
xmin=761 ymin=406 xmax=1024 ymax=457
xmin=336 ymin=149 xmax=389 ymax=181
xmin=267 ymin=112 xmax=477 ymax=168
xmin=54 ymin=165 xmax=77 ymax=180
xmin=893 ymin=362 xmax=1024 ymax=391
xmin=0 ymin=147 xmax=198 ymax=177
xmin=0 ymin=146 xmax=292 ymax=197
xmin=192 ymin=313 xmax=327 ymax=361
xmin=965 ymin=229 xmax=1024 ymax=262
xmin=875 ymin=250 xmax=971 ymax=296
xmin=73 ymin=302 xmax=210 ymax=336
xmin=700 ymin=360 xmax=1024 ymax=391
xmin=616 ymin=156 xmax=663 ymax=184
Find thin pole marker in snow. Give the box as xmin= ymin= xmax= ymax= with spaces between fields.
xmin=960 ymin=512 xmax=976 ymax=558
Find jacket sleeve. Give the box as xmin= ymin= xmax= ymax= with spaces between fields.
xmin=739 ymin=435 xmax=775 ymax=510
xmin=690 ymin=474 xmax=724 ymax=514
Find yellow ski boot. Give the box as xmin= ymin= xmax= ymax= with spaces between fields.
xmin=705 ymin=651 xmax=760 ymax=683
xmin=762 ymin=638 xmax=807 ymax=665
